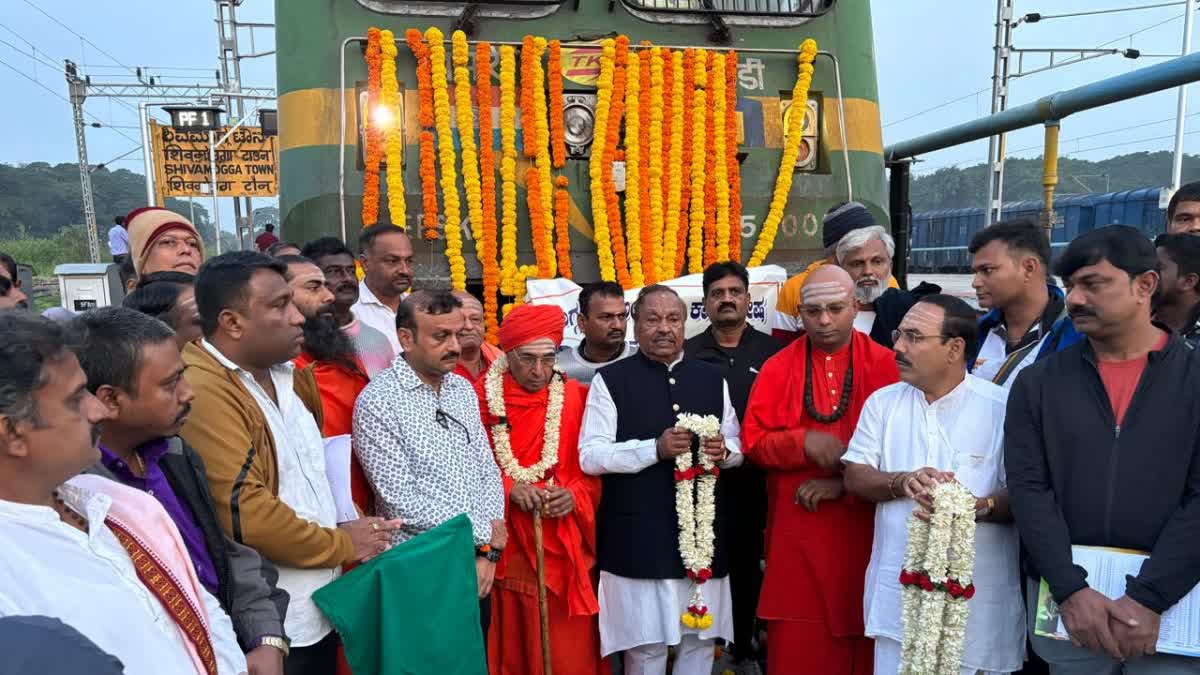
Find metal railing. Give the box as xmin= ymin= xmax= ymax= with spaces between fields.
xmin=620 ymin=0 xmax=834 ymax=17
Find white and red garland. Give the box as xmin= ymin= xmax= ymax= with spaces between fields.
xmin=673 ymin=412 xmax=721 ymax=630
xmin=484 ymin=354 xmax=565 ymax=484
xmin=898 ymin=481 xmax=978 ymax=675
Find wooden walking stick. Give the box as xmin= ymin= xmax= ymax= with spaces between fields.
xmin=533 ymin=501 xmax=553 ymax=675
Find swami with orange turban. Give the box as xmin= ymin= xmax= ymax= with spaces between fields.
xmin=476 ymin=304 xmax=607 ymax=675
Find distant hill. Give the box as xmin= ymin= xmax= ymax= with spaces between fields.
xmin=0 ymin=162 xmax=221 ymax=244
xmin=910 ymin=150 xmax=1200 ymax=212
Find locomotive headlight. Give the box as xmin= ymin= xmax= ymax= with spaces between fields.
xmin=562 ymin=93 xmax=597 ymax=159
xmin=564 ymin=103 xmax=595 ymax=146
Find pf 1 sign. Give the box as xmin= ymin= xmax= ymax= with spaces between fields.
xmin=166 ymin=106 xmax=223 ymax=131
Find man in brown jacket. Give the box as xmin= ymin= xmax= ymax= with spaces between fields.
xmin=181 ymin=251 xmax=400 ymax=675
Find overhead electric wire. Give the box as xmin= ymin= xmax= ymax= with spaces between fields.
xmin=0 ymin=56 xmax=139 ymax=143
xmin=884 ymin=88 xmax=992 ymax=129
xmin=21 ymin=0 xmax=139 ymax=78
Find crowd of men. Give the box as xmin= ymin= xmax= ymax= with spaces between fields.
xmin=1 ymin=183 xmax=1199 ymax=675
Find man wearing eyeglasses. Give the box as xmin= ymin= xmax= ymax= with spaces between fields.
xmin=843 ymin=295 xmax=1023 ymax=675
xmin=352 ymin=289 xmax=506 ymax=644
xmin=475 ymin=303 xmax=605 ymax=675
xmin=742 ymin=265 xmax=897 ymax=675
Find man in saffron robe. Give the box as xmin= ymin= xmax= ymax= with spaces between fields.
xmin=475 ymin=303 xmax=605 ymax=675
xmin=742 ymin=265 xmax=900 ymax=674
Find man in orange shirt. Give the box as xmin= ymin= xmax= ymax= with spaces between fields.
xmin=454 ymin=291 xmax=503 ymax=384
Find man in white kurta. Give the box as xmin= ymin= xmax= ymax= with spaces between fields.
xmin=579 ymin=285 xmax=743 ymax=675
xmin=843 ymin=295 xmax=1025 ymax=675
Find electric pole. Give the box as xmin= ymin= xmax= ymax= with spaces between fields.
xmin=985 ymin=0 xmax=1015 ymax=227
xmin=65 ymin=61 xmax=101 ymax=264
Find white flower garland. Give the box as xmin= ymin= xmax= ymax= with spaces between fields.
xmin=484 ymin=354 xmax=565 ymax=484
xmin=898 ymin=481 xmax=978 ymax=675
xmin=673 ymin=412 xmax=721 ymax=630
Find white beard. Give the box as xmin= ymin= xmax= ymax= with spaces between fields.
xmin=855 ymin=278 xmax=885 ymax=304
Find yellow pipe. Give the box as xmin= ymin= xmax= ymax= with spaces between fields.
xmin=1040 ymin=121 xmax=1060 ymax=242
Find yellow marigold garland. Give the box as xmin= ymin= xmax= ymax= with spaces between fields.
xmin=477 ymin=41 xmax=501 ymax=344
xmin=605 ymin=36 xmax=633 ymax=289
xmin=588 ymin=39 xmax=617 ymax=283
xmin=726 ymin=51 xmax=742 ymax=262
xmin=554 ymin=175 xmax=572 ymax=278
xmin=687 ymin=50 xmax=708 ymax=275
xmin=427 ymin=27 xmax=465 ymax=288
xmin=362 ymin=28 xmax=383 ymax=227
xmin=407 ymin=29 xmax=440 ymax=240
xmin=503 ymin=264 xmax=541 ymax=318
xmin=711 ymin=51 xmax=731 ymax=263
xmin=548 ymin=40 xmax=567 ymax=169
xmin=381 ymin=30 xmax=407 ymax=228
xmin=453 ymin=30 xmax=483 ymax=277
xmin=661 ymin=50 xmax=685 ymax=281
xmin=646 ymin=46 xmax=665 ymax=285
xmin=531 ymin=37 xmax=556 ymax=277
xmin=623 ymin=49 xmax=645 ymax=288
xmin=748 ymin=39 xmax=818 ymax=267
xmin=498 ymin=46 xmax=520 ymax=296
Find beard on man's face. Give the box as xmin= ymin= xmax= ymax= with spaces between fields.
xmin=301 ymin=310 xmax=358 ymax=368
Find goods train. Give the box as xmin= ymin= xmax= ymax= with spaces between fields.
xmin=275 ymin=0 xmax=885 ymax=283
xmin=908 ymin=187 xmax=1167 ymax=274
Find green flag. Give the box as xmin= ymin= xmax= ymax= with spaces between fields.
xmin=313 ymin=514 xmax=486 ymax=675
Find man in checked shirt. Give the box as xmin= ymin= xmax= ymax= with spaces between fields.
xmin=352 ymin=289 xmax=507 ymax=645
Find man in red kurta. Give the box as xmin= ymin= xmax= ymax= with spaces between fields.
xmin=742 ymin=265 xmax=900 ymax=674
xmin=475 ymin=304 xmax=606 ymax=675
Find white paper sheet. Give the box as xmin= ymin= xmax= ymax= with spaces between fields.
xmin=323 ymin=434 xmax=359 ymax=524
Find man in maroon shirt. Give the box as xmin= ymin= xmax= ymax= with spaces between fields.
xmin=255 ymin=223 xmax=280 ymax=252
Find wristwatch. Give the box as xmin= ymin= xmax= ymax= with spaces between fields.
xmin=476 ymin=544 xmax=503 ymax=563
xmin=251 ymin=635 xmax=290 ymax=657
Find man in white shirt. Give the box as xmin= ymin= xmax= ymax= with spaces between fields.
xmin=181 ymin=252 xmax=400 ymax=675
xmin=352 ymin=224 xmax=414 ymax=356
xmin=579 ymin=285 xmax=743 ymax=675
xmin=108 ymin=216 xmax=129 ymax=263
xmin=970 ymin=219 xmax=1076 ymax=389
xmin=0 ymin=310 xmax=247 ymax=675
xmin=843 ymin=295 xmax=1024 ymax=675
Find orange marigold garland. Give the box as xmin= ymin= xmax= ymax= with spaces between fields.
xmin=526 ymin=166 xmax=553 ymax=279
xmin=520 ymin=36 xmax=538 ymax=160
xmin=407 ymin=29 xmax=440 ymax=240
xmin=603 ymin=36 xmax=632 ymax=289
xmin=362 ymin=28 xmax=383 ymax=227
xmin=711 ymin=51 xmax=731 ymax=263
xmin=702 ymin=52 xmax=718 ymax=267
xmin=646 ymin=46 xmax=665 ymax=285
xmin=554 ymin=176 xmax=572 ymax=278
xmin=548 ymin=40 xmax=567 ymax=169
xmin=726 ymin=51 xmax=743 ymax=262
xmin=687 ymin=50 xmax=709 ymax=275
xmin=661 ymin=50 xmax=685 ymax=281
xmin=638 ymin=43 xmax=656 ymax=285
xmin=477 ymin=41 xmax=500 ymax=343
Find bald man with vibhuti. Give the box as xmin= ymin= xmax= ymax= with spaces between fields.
xmin=741 ymin=265 xmax=901 ymax=675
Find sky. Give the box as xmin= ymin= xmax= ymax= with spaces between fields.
xmin=2 ymin=0 xmax=1199 ymax=232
